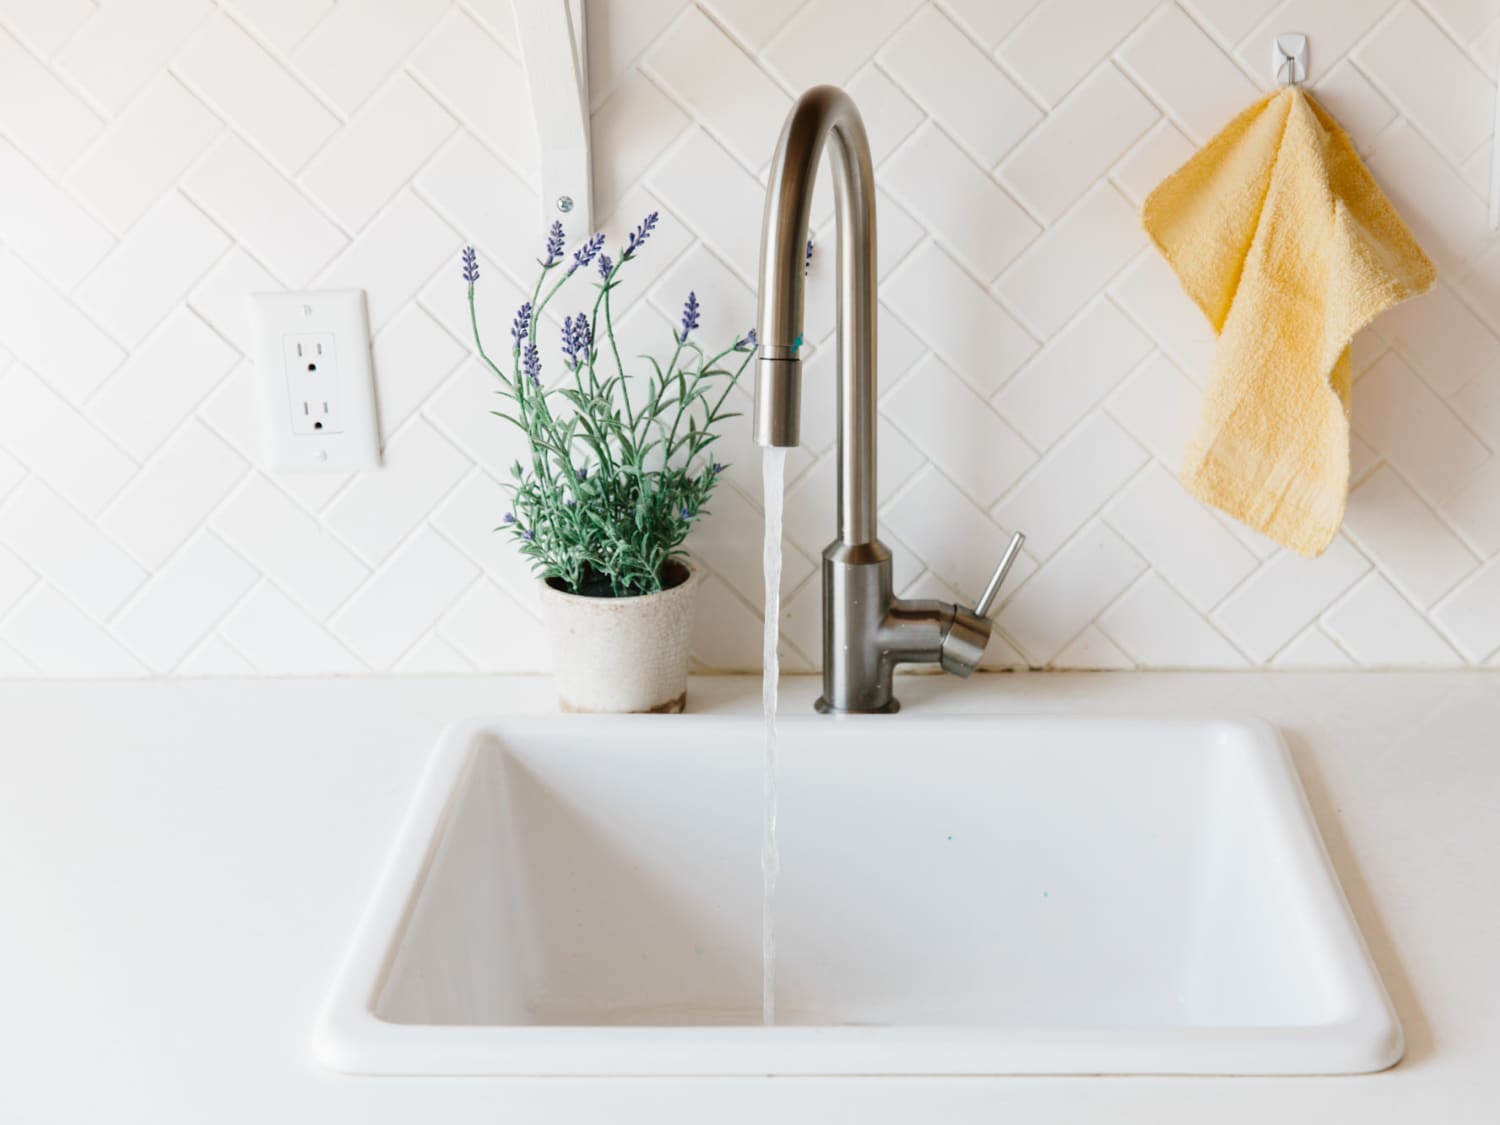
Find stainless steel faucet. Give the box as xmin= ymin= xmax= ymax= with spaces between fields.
xmin=753 ymin=85 xmax=1025 ymax=714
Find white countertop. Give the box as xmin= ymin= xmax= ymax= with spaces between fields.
xmin=1 ymin=673 xmax=1495 ymax=1124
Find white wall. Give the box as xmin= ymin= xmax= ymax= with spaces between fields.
xmin=0 ymin=0 xmax=1495 ymax=676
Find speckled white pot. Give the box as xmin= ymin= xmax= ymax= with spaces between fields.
xmin=537 ymin=560 xmax=700 ymax=714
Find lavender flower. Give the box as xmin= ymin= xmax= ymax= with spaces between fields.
xmin=805 ymin=238 xmax=814 ymax=276
xmin=622 ymin=211 xmax=659 ymax=260
xmin=542 ymin=220 xmax=565 ymax=267
xmin=597 ymin=252 xmax=613 ymax=281
xmin=680 ymin=506 xmax=693 ymax=520
xmin=503 ymin=512 xmax=516 ymax=524
xmin=561 ymin=312 xmax=592 ymax=370
xmin=576 ymin=464 xmax=588 ymax=481
xmin=735 ymin=327 xmax=757 ymax=352
xmin=677 ymin=291 xmax=700 ymax=343
xmin=711 ymin=461 xmax=723 ymax=475
xmin=568 ymin=232 xmax=606 ymax=276
xmin=522 ymin=528 xmax=534 ymax=541
xmin=523 ymin=342 xmax=541 ymax=387
xmin=510 ymin=302 xmax=532 ymax=350
xmin=461 ymin=245 xmax=479 ymax=284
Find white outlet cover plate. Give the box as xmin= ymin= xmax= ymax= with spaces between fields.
xmin=249 ymin=289 xmax=380 ymax=473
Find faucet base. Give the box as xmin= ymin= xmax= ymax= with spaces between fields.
xmin=814 ymin=696 xmax=901 ymax=715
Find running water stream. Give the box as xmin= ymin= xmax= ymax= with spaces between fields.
xmin=760 ymin=447 xmax=787 ymax=1026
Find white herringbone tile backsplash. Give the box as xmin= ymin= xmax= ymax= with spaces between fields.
xmin=0 ymin=0 xmax=1498 ymax=676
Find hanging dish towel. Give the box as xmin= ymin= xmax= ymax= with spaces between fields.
xmin=1142 ymin=88 xmax=1435 ymax=557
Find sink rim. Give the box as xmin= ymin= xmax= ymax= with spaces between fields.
xmin=314 ymin=714 xmax=1403 ymax=1077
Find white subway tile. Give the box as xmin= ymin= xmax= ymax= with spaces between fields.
xmin=1367 ymin=123 xmax=1489 ymax=275
xmin=0 ymin=136 xmax=113 ymax=288
xmin=766 ymin=0 xmax=921 ymax=91
xmin=315 ymin=192 xmax=459 ymax=330
xmin=0 ymin=26 xmax=100 ymax=175
xmin=187 ymin=248 xmax=280 ymax=355
xmin=647 ymin=6 xmax=790 ymax=173
xmin=1104 ymin=461 xmax=1259 ymax=611
xmin=884 ymin=124 xmax=1039 ymax=281
xmin=589 ymin=71 xmax=691 ymax=219
xmin=55 ymin=0 xmax=208 ymax=113
xmin=438 ymin=579 xmax=546 ymax=672
xmin=325 ymin=420 xmax=469 ymax=564
xmin=1271 ymin=625 xmax=1354 ymax=669
xmin=1110 ymin=119 xmax=1197 ymax=206
xmin=0 ymin=366 xmax=136 ymax=514
xmin=211 ymin=474 xmax=368 ymax=617
xmin=1106 ymin=351 xmax=1204 ymax=469
xmin=370 ymin=305 xmax=466 ymax=440
xmin=294 ymin=0 xmax=446 ymax=115
xmin=1053 ymin=624 xmax=1136 ymax=670
xmin=66 ymin=75 xmax=222 ymax=236
xmin=220 ymin=0 xmax=333 ymax=54
xmin=75 ymin=193 xmax=230 ymax=347
xmin=1344 ymin=464 xmax=1479 ymax=607
xmin=300 ymin=76 xmax=454 ymax=231
xmin=649 ymin=130 xmax=763 ymax=279
xmin=331 ymin=528 xmax=477 ymax=669
xmin=183 ymin=136 xmax=346 ymax=287
xmin=1356 ymin=4 xmax=1493 ymax=163
xmin=884 ymin=466 xmax=1039 ymax=597
xmin=992 ymin=413 xmax=1147 ymax=558
xmin=884 ymin=354 xmax=1037 ymax=506
xmin=1 ymin=585 xmax=145 ymax=676
xmin=0 ymin=478 xmax=146 ymax=619
xmin=1375 ymin=281 xmax=1500 ymax=397
xmin=0 ymin=0 xmax=93 ymax=56
xmin=879 ymin=6 xmax=1041 ymax=165
xmin=408 ymin=9 xmax=535 ymax=175
xmin=86 ymin=310 xmax=238 ymax=461
xmin=1099 ymin=572 xmax=1249 ymax=667
xmin=113 ymin=532 xmax=258 ymax=671
xmin=994 ymin=298 xmax=1153 ymax=450
xmin=1213 ymin=535 xmax=1371 ymax=661
xmin=995 ymin=184 xmax=1143 ymax=338
xmin=1117 ymin=3 xmax=1258 ymax=143
xmin=1432 ymin=557 xmax=1500 ymax=661
xmin=996 ymin=521 xmax=1144 ymax=662
xmin=1110 ymin=250 xmax=1217 ymax=380
xmin=882 ymin=242 xmax=1037 ymax=392
xmin=219 ymin=583 xmax=365 ymax=674
xmin=1441 ymin=455 xmax=1500 ymax=556
xmin=1355 ymin=352 xmax=1490 ymax=506
xmin=0 ymin=251 xmax=124 ymax=403
xmin=1000 ymin=0 xmax=1157 ymax=106
xmin=1000 ymin=63 xmax=1159 ymax=223
xmin=1324 ymin=573 xmax=1463 ymax=667
xmin=178 ymin=14 xmax=342 ymax=177
xmin=99 ymin=422 xmax=248 ymax=569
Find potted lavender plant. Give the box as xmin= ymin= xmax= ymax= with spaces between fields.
xmin=462 ymin=215 xmax=753 ymax=712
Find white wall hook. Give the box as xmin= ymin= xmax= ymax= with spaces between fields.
xmin=1274 ymin=33 xmax=1308 ymax=86
xmin=514 ymin=0 xmax=593 ymax=245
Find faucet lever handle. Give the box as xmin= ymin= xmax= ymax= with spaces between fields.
xmin=974 ymin=532 xmax=1025 ymax=618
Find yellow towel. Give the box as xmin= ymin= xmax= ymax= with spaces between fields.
xmin=1142 ymin=88 xmax=1435 ymax=557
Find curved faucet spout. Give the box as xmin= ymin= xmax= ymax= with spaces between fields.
xmin=753 ymin=85 xmax=878 ymax=548
xmin=752 ymin=86 xmax=1025 ymax=713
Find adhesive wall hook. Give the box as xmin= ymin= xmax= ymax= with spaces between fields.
xmin=514 ymin=0 xmax=593 ymax=244
xmin=1274 ymin=33 xmax=1308 ymax=86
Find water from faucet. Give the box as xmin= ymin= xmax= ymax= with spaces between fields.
xmin=760 ymin=446 xmax=787 ymax=1026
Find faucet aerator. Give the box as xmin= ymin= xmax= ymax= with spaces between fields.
xmin=754 ymin=355 xmax=802 ymax=449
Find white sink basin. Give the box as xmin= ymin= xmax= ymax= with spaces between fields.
xmin=316 ymin=715 xmax=1401 ymax=1076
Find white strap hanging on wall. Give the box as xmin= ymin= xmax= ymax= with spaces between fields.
xmin=514 ymin=0 xmax=592 ymax=244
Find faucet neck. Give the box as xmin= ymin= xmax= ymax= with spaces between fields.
xmin=754 ymin=86 xmax=879 ymax=547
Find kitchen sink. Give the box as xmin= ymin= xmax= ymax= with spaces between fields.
xmin=315 ymin=715 xmax=1401 ymax=1075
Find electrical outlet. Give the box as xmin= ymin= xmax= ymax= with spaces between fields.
xmin=248 ymin=290 xmax=379 ymax=472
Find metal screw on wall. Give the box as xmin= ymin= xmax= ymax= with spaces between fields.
xmin=556 ymin=196 xmax=574 ymax=213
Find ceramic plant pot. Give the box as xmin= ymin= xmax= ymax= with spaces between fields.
xmin=537 ymin=559 xmax=701 ymax=714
